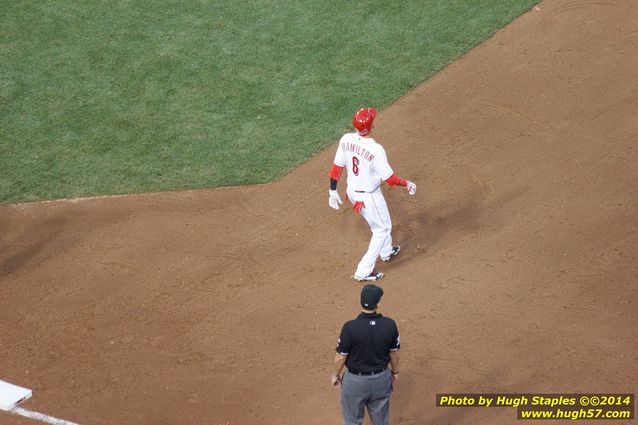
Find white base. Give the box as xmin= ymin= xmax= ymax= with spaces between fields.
xmin=0 ymin=379 xmax=32 ymax=411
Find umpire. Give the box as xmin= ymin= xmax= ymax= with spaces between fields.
xmin=331 ymin=284 xmax=400 ymax=425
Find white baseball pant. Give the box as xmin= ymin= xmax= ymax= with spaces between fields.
xmin=347 ymin=186 xmax=393 ymax=278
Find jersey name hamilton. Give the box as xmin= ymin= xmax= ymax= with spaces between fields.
xmin=334 ymin=132 xmax=393 ymax=193
xmin=341 ymin=141 xmax=375 ymax=162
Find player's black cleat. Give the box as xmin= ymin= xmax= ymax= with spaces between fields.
xmin=354 ymin=271 xmax=385 ymax=282
xmin=380 ymin=246 xmax=401 ymax=262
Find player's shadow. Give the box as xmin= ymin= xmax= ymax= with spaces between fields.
xmin=389 ymin=185 xmax=527 ymax=268
xmin=0 ymin=215 xmax=67 ymax=278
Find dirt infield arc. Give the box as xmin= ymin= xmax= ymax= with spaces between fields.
xmin=2 ymin=1 xmax=637 ymax=424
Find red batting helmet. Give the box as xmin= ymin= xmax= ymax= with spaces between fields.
xmin=353 ymin=107 xmax=377 ymax=136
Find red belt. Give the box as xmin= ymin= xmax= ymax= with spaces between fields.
xmin=354 ymin=186 xmax=379 ymax=193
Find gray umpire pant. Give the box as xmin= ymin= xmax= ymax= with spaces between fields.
xmin=340 ymin=369 xmax=393 ymax=425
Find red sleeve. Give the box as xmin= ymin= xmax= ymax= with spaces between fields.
xmin=328 ymin=164 xmax=344 ymax=181
xmin=384 ymin=174 xmax=407 ymax=187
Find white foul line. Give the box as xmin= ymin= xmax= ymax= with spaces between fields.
xmin=10 ymin=406 xmax=80 ymax=425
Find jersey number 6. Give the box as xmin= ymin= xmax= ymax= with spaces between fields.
xmin=352 ymin=156 xmax=360 ymax=176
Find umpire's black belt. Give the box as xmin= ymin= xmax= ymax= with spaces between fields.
xmin=348 ymin=367 xmax=386 ymax=376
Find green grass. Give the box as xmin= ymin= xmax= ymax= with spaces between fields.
xmin=0 ymin=0 xmax=537 ymax=203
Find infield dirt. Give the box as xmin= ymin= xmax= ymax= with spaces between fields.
xmin=1 ymin=1 xmax=637 ymax=424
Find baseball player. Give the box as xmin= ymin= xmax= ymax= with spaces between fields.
xmin=328 ymin=107 xmax=416 ymax=282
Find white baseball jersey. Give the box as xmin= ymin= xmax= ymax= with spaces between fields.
xmin=333 ymin=132 xmax=394 ymax=193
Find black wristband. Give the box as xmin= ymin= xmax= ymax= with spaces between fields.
xmin=330 ymin=179 xmax=338 ymax=191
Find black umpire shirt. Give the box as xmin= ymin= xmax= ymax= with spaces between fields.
xmin=335 ymin=312 xmax=400 ymax=373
